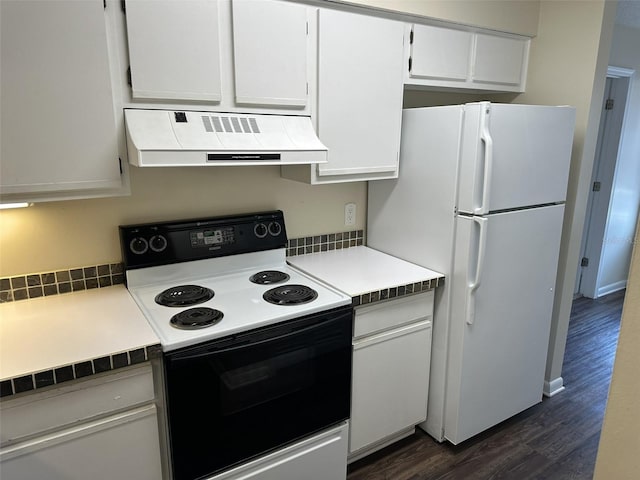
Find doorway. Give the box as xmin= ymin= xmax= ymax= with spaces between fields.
xmin=577 ymin=66 xmax=638 ymax=298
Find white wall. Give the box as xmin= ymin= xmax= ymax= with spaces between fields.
xmin=597 ymin=24 xmax=640 ymax=296
xmin=593 ymin=216 xmax=640 ymax=479
xmin=0 ymin=167 xmax=366 ymax=276
xmin=340 ymin=0 xmax=539 ymax=35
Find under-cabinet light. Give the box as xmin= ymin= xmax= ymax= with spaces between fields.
xmin=0 ymin=202 xmax=32 ymax=210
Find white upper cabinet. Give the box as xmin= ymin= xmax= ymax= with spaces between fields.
xmin=317 ymin=9 xmax=404 ymax=180
xmin=0 ymin=0 xmax=124 ymax=203
xmin=125 ymin=0 xmax=223 ymax=102
xmin=232 ymin=0 xmax=308 ymax=108
xmin=282 ymin=8 xmax=404 ymax=184
xmin=409 ymin=25 xmax=472 ymax=83
xmin=121 ymin=0 xmax=312 ymax=114
xmin=407 ymin=23 xmax=530 ymax=93
xmin=472 ymin=33 xmax=529 ymax=88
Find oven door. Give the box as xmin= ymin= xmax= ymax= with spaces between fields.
xmin=163 ymin=305 xmax=353 ymax=480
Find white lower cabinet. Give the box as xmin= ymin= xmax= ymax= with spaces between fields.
xmin=0 ymin=364 xmax=162 ymax=480
xmin=212 ymin=422 xmax=349 ymax=480
xmin=349 ymin=292 xmax=433 ymax=460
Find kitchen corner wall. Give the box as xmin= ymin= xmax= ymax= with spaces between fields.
xmin=515 ymin=0 xmax=617 ymax=395
xmin=0 ymin=167 xmax=366 ymax=277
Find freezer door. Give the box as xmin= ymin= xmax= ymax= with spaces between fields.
xmin=457 ymin=103 xmax=576 ymax=214
xmin=444 ymin=204 xmax=564 ymax=444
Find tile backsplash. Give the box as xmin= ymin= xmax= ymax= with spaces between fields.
xmin=0 ymin=263 xmax=124 ymax=303
xmin=286 ymin=229 xmax=364 ymax=257
xmin=0 ymin=229 xmax=363 ymax=303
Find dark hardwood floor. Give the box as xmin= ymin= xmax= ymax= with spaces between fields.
xmin=346 ymin=290 xmax=625 ymax=480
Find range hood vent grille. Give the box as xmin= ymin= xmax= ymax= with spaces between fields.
xmin=201 ymin=115 xmax=261 ymax=134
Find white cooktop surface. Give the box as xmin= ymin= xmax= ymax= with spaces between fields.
xmin=127 ymin=251 xmax=351 ymax=352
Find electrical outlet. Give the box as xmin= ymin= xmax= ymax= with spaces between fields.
xmin=345 ymin=203 xmax=356 ymax=226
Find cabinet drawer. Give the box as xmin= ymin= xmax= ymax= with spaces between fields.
xmin=354 ymin=290 xmax=434 ymax=339
xmin=1 ymin=364 xmax=154 ymax=446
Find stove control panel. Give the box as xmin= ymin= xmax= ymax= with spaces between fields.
xmin=190 ymin=227 xmax=235 ymax=248
xmin=119 ymin=211 xmax=288 ymax=270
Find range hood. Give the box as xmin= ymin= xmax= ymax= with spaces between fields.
xmin=124 ymin=109 xmax=328 ymax=167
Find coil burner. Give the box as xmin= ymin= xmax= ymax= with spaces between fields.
xmin=155 ymin=285 xmax=214 ymax=307
xmin=249 ymin=270 xmax=291 ymax=285
xmin=170 ymin=307 xmax=223 ymax=330
xmin=262 ymin=284 xmax=318 ymax=306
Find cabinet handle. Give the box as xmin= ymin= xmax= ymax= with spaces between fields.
xmin=353 ymin=320 xmax=431 ymax=349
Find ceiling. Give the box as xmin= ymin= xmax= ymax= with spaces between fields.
xmin=615 ymin=0 xmax=640 ymax=29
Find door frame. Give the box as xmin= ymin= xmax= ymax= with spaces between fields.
xmin=576 ymin=66 xmax=635 ymax=298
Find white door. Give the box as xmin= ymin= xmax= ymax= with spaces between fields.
xmin=471 ymin=34 xmax=528 ymax=87
xmin=445 ymin=204 xmax=564 ymax=444
xmin=579 ymin=74 xmax=637 ymax=298
xmin=0 ymin=406 xmax=162 ymax=480
xmin=231 ymin=0 xmax=308 ymax=108
xmin=125 ymin=0 xmax=223 ymax=102
xmin=457 ymin=103 xmax=576 ymax=214
xmin=0 ymin=0 xmax=121 ymax=197
xmin=409 ymin=24 xmax=472 ymax=82
xmin=350 ymin=320 xmax=431 ymax=454
xmin=316 ymin=9 xmax=404 ymax=178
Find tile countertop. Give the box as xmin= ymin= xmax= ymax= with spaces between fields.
xmin=287 ymin=246 xmax=444 ymax=304
xmin=0 ymin=285 xmax=160 ymax=397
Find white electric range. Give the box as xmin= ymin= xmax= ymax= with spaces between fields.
xmin=119 ymin=211 xmax=352 ymax=480
xmin=121 ymin=211 xmax=351 ymax=352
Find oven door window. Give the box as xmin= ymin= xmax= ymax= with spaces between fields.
xmin=164 ymin=306 xmax=352 ymax=480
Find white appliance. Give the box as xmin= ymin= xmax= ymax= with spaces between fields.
xmin=120 ymin=211 xmax=352 ymax=480
xmin=124 ymin=109 xmax=328 ymax=167
xmin=368 ymin=102 xmax=576 ymax=445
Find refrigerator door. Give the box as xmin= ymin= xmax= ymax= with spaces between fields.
xmin=457 ymin=103 xmax=576 ymax=214
xmin=445 ymin=204 xmax=564 ymax=444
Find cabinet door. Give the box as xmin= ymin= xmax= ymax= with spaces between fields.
xmin=350 ymin=320 xmax=432 ymax=454
xmin=409 ymin=24 xmax=472 ymax=82
xmin=231 ymin=0 xmax=308 ymax=108
xmin=472 ymin=33 xmax=528 ymax=87
xmin=0 ymin=0 xmax=121 ymax=200
xmin=125 ymin=0 xmax=222 ymax=102
xmin=0 ymin=405 xmax=162 ymax=480
xmin=316 ymin=9 xmax=404 ymax=179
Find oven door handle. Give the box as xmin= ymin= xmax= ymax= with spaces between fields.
xmin=170 ymin=315 xmax=348 ymax=362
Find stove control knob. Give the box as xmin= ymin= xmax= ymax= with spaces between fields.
xmin=129 ymin=237 xmax=149 ymax=255
xmin=268 ymin=221 xmax=282 ymax=237
xmin=254 ymin=223 xmax=268 ymax=239
xmin=149 ymin=234 xmax=168 ymax=253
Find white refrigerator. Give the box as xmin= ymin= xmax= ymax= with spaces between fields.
xmin=367 ymin=102 xmax=576 ymax=445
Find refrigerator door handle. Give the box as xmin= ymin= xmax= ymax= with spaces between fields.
xmin=466 ymin=216 xmax=488 ymax=325
xmin=474 ymin=107 xmax=493 ymax=215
